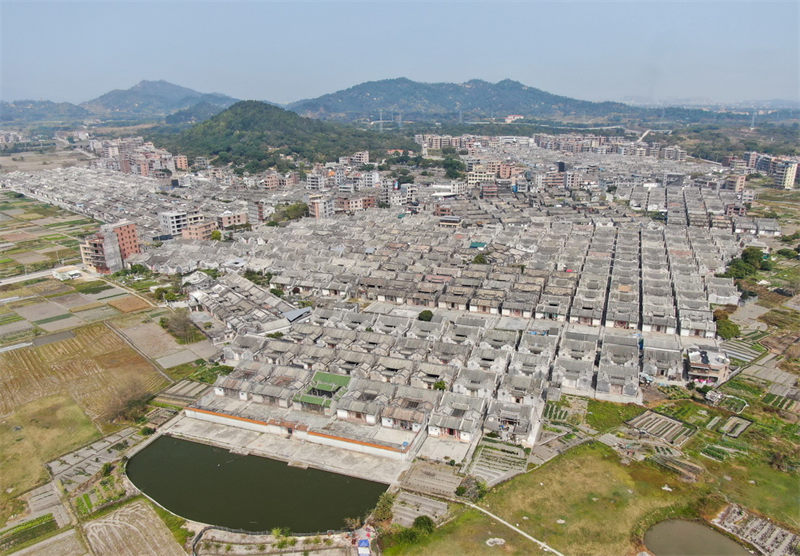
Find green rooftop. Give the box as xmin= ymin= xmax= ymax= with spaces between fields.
xmin=294 ymin=394 xmax=332 ymax=407
xmin=312 ymin=371 xmax=351 ymax=387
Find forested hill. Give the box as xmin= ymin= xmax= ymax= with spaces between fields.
xmin=288 ymin=77 xmax=754 ymax=125
xmin=151 ymin=100 xmax=416 ymax=173
xmin=288 ymin=77 xmax=638 ymax=122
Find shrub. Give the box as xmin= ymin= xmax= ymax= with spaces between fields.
xmin=412 ymin=515 xmax=435 ymax=534
xmin=717 ymin=319 xmax=741 ymax=340
xmin=371 ymin=492 xmax=395 ymax=522
xmin=417 ymin=310 xmax=433 ymax=322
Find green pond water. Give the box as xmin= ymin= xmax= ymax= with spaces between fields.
xmin=126 ymin=435 xmax=387 ymax=532
xmin=645 ymin=520 xmax=749 ymax=556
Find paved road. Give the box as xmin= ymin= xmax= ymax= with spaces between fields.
xmin=0 ymin=268 xmax=59 ymax=286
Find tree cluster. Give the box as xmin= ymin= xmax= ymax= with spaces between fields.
xmin=721 ymin=247 xmax=770 ymax=279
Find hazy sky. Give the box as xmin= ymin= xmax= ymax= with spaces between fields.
xmin=1 ymin=1 xmax=798 ymax=104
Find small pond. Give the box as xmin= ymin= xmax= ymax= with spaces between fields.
xmin=644 ymin=519 xmax=749 ymax=556
xmin=126 ymin=435 xmax=387 ymax=532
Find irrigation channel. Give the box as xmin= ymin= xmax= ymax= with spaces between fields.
xmin=126 ymin=435 xmax=388 ymax=532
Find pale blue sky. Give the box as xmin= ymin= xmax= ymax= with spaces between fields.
xmin=1 ymin=1 xmax=798 ymax=104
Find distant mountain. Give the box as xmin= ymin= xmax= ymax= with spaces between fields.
xmin=164 ymin=101 xmax=231 ymax=125
xmin=152 ymin=100 xmax=415 ymax=173
xmin=81 ymin=80 xmax=238 ymax=117
xmin=288 ymin=77 xmax=641 ymax=122
xmin=0 ymin=100 xmax=89 ymax=122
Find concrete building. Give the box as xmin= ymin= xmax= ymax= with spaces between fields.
xmin=182 ymin=219 xmax=219 ymax=240
xmin=687 ymin=347 xmax=731 ymax=384
xmin=80 ymin=221 xmax=140 ymax=274
xmin=773 ymin=160 xmax=797 ymax=189
xmin=217 ymin=210 xmax=248 ymax=229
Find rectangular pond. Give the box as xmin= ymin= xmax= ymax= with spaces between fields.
xmin=126 ymin=435 xmax=388 ymax=533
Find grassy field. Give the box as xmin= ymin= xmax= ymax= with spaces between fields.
xmin=0 ymin=323 xmax=168 ymax=425
xmin=585 ymin=400 xmax=646 ymax=432
xmin=0 ymin=394 xmax=100 ymax=526
xmin=383 ymin=507 xmax=542 ymax=556
xmin=420 ymin=443 xmax=713 ymax=556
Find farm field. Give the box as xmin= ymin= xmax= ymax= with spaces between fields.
xmin=0 ymin=276 xmax=138 ymax=346
xmin=0 ymin=150 xmax=92 ymax=173
xmin=0 ymin=394 xmax=100 ymax=526
xmin=107 ymin=295 xmax=150 ymax=313
xmin=10 ymin=528 xmax=88 ymax=556
xmin=114 ymin=315 xmax=218 ymax=365
xmin=83 ymin=501 xmax=185 ymax=556
xmin=0 ymin=323 xmax=168 ymax=424
xmin=0 ymin=191 xmax=98 ymax=279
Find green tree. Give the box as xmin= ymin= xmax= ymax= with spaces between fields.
xmin=417 ymin=310 xmax=433 ymax=322
xmin=472 ymin=253 xmax=488 ymax=264
xmin=433 ymin=380 xmax=446 ymax=391
xmin=210 ymin=229 xmax=222 ymax=241
xmin=723 ymin=259 xmax=756 ymax=279
xmin=741 ymin=247 xmax=764 ymax=268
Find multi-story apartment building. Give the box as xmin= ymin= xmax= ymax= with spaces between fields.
xmin=158 ymin=211 xmax=189 ymax=236
xmin=306 ymin=174 xmax=326 ymax=191
xmin=216 ymin=210 xmax=248 ymax=229
xmin=350 ymin=151 xmax=370 ymax=165
xmin=773 ymin=160 xmax=797 ymax=189
xmin=174 ymin=155 xmax=189 ymax=171
xmin=158 ymin=210 xmax=204 ymax=236
xmin=248 ymin=199 xmax=273 ymax=223
xmin=80 ymin=221 xmax=140 ymax=274
xmin=182 ymin=219 xmax=218 ymax=240
xmin=309 ymin=195 xmax=335 ymax=219
xmin=335 ymin=194 xmax=377 ymax=213
xmin=723 ymin=174 xmax=746 ymax=192
xmin=467 ymin=167 xmax=496 ymax=187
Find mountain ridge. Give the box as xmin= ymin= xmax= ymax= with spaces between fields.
xmin=287 ymin=77 xmax=636 ymax=122
xmin=80 ymin=79 xmax=238 ymax=117
xmin=0 ymin=80 xmax=239 ymax=123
